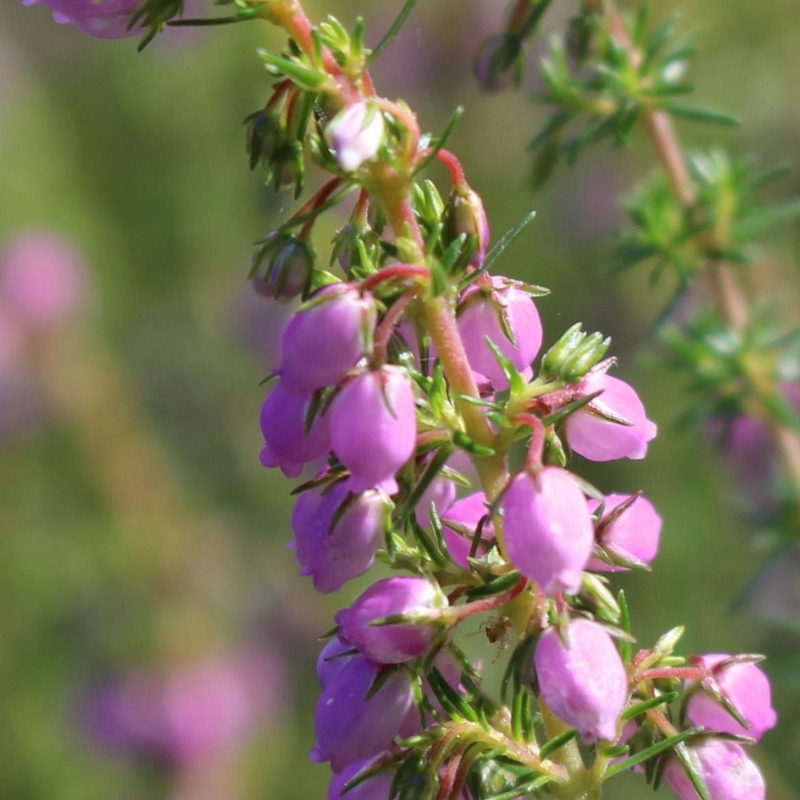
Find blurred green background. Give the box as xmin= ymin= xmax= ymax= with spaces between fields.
xmin=0 ymin=1 xmax=798 ymax=798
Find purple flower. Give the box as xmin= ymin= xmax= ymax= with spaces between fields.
xmin=279 ymin=285 xmax=375 ymax=393
xmin=534 ymin=619 xmax=628 ymax=743
xmin=22 ymin=0 xmax=143 ymax=39
xmin=441 ymin=491 xmax=494 ymax=568
xmin=686 ymin=654 xmax=776 ymax=741
xmin=457 ymin=277 xmax=543 ymax=390
xmin=310 ymin=655 xmax=414 ymax=772
xmin=502 ymin=467 xmax=594 ymax=594
xmin=328 ymin=759 xmax=394 ymax=800
xmin=413 ymin=472 xmax=456 ymax=528
xmin=335 ymin=576 xmax=446 ymax=664
xmin=586 ymin=493 xmax=662 ymax=572
xmin=0 ymin=233 xmax=86 ymax=329
xmin=259 ymin=379 xmax=330 ymax=477
xmin=330 ymin=365 xmax=417 ymax=494
xmin=664 ymin=739 xmax=765 ymax=800
xmin=316 ymin=636 xmax=358 ymax=689
xmin=563 ymin=373 xmax=657 ymax=461
xmin=291 ymin=482 xmax=390 ymax=594
xmin=327 ymin=103 xmax=385 ymax=172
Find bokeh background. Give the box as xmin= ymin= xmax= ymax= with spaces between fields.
xmin=1 ymin=1 xmax=799 ymax=798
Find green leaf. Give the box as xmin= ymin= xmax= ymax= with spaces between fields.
xmin=659 ymin=102 xmax=739 ymax=126
xmin=604 ymin=727 xmax=704 ymax=778
xmin=474 ymin=208 xmax=537 ymax=278
xmin=539 ymin=728 xmax=578 ymax=759
xmin=621 ymin=692 xmax=679 ymax=721
xmin=258 ymin=49 xmax=328 ymax=90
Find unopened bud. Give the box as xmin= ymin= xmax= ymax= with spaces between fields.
xmin=443 ymin=188 xmax=490 ymax=268
xmin=251 ymin=236 xmax=314 ymax=303
xmin=474 ymin=33 xmax=521 ymax=94
xmin=327 ymin=102 xmax=385 ymax=173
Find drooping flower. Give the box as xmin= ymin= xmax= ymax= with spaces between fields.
xmin=686 ymin=654 xmax=776 ymax=741
xmin=502 ymin=467 xmax=594 ymax=594
xmin=534 ymin=618 xmax=628 ymax=743
xmin=457 ymin=276 xmax=543 ymax=390
xmin=327 ymin=103 xmax=385 ymax=172
xmin=441 ymin=491 xmax=494 ymax=568
xmin=335 ymin=576 xmax=447 ymax=664
xmin=22 ymin=0 xmax=143 ymax=38
xmin=563 ymin=372 xmax=657 ymax=461
xmin=329 ymin=365 xmax=417 ymax=495
xmin=664 ymin=739 xmax=765 ymax=800
xmin=310 ymin=654 xmax=414 ymax=773
xmin=291 ymin=481 xmax=390 ymax=594
xmin=586 ymin=493 xmax=662 ymax=572
xmin=279 ymin=284 xmax=375 ymax=393
xmin=259 ymin=379 xmax=329 ymax=477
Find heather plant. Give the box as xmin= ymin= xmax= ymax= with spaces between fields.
xmin=20 ymin=1 xmax=787 ymax=800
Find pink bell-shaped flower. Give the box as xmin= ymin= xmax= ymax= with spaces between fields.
xmin=441 ymin=491 xmax=494 ymax=568
xmin=413 ymin=472 xmax=456 ymax=529
xmin=563 ymin=373 xmax=657 ymax=461
xmin=586 ymin=493 xmax=662 ymax=572
xmin=330 ymin=366 xmax=417 ymax=494
xmin=327 ymin=103 xmax=385 ymax=172
xmin=310 ymin=654 xmax=414 ymax=772
xmin=664 ymin=739 xmax=765 ymax=800
xmin=22 ymin=0 xmax=143 ymax=38
xmin=502 ymin=466 xmax=594 ymax=594
xmin=534 ymin=618 xmax=628 ymax=743
xmin=291 ymin=482 xmax=390 ymax=594
xmin=335 ymin=577 xmax=447 ymax=664
xmin=259 ymin=380 xmax=329 ymax=477
xmin=457 ymin=276 xmax=543 ymax=390
xmin=686 ymin=654 xmax=776 ymax=741
xmin=279 ymin=285 xmax=375 ymax=393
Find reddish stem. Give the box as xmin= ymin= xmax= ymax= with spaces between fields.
xmin=436 ymin=149 xmax=469 ymax=191
xmin=446 ymin=576 xmax=528 ymax=623
xmin=513 ymin=412 xmax=546 ymax=469
xmin=634 ymin=666 xmax=706 ymax=684
xmin=372 ymin=290 xmax=419 ymax=362
xmin=359 ymin=264 xmax=430 ymax=293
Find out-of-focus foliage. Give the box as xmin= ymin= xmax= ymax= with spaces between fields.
xmin=0 ymin=1 xmax=798 ymax=798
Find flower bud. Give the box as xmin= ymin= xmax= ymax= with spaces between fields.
xmin=335 ymin=577 xmax=447 ymax=664
xmin=259 ymin=380 xmax=329 ymax=477
xmin=330 ymin=366 xmax=417 ymax=495
xmin=279 ymin=284 xmax=375 ymax=393
xmin=587 ymin=493 xmax=662 ymax=572
xmin=328 ymin=759 xmax=394 ymax=800
xmin=443 ymin=188 xmax=490 ymax=267
xmin=534 ymin=619 xmax=628 ymax=743
xmin=664 ymin=739 xmax=765 ymax=800
xmin=316 ymin=636 xmax=357 ymax=689
xmin=291 ymin=482 xmax=390 ymax=594
xmin=245 ymin=109 xmax=283 ymax=172
xmin=441 ymin=491 xmax=494 ymax=568
xmin=23 ymin=0 xmax=143 ymax=38
xmin=474 ymin=33 xmax=520 ymax=93
xmin=251 ymin=235 xmax=313 ymax=303
xmin=310 ymin=655 xmax=414 ymax=772
xmin=457 ymin=277 xmax=543 ymax=390
xmin=563 ymin=373 xmax=657 ymax=462
xmin=686 ymin=654 xmax=776 ymax=741
xmin=502 ymin=467 xmax=593 ymax=594
xmin=327 ymin=103 xmax=385 ymax=173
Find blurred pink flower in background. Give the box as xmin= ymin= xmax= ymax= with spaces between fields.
xmin=83 ymin=650 xmax=287 ymax=767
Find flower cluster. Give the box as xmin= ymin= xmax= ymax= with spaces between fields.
xmin=25 ymin=1 xmax=778 ymax=798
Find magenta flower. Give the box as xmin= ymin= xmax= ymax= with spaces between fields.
xmin=291 ymin=482 xmax=390 ymax=594
xmin=502 ymin=467 xmax=594 ymax=594
xmin=413 ymin=472 xmax=456 ymax=528
xmin=686 ymin=654 xmax=776 ymax=741
xmin=259 ymin=379 xmax=330 ymax=477
xmin=310 ymin=655 xmax=414 ymax=772
xmin=327 ymin=102 xmax=385 ymax=172
xmin=0 ymin=233 xmax=86 ymax=329
xmin=316 ymin=636 xmax=358 ymax=689
xmin=441 ymin=491 xmax=494 ymax=568
xmin=279 ymin=285 xmax=375 ymax=393
xmin=330 ymin=365 xmax=417 ymax=494
xmin=335 ymin=576 xmax=446 ymax=664
xmin=664 ymin=739 xmax=765 ymax=800
xmin=586 ymin=493 xmax=662 ymax=572
xmin=563 ymin=373 xmax=657 ymax=461
xmin=22 ymin=0 xmax=142 ymax=39
xmin=457 ymin=277 xmax=543 ymax=390
xmin=534 ymin=619 xmax=628 ymax=743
